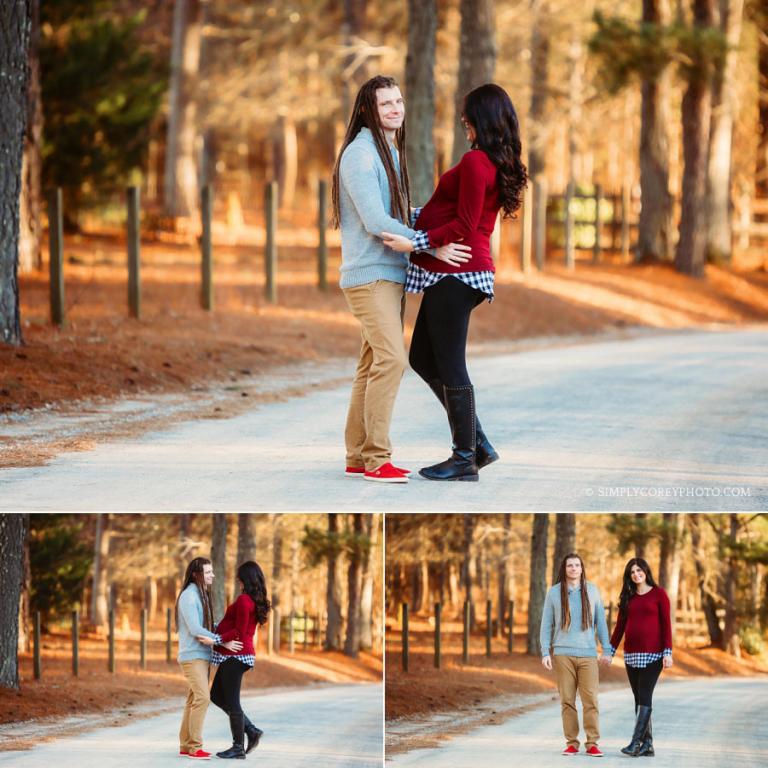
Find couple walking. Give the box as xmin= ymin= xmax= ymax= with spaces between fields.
xmin=176 ymin=556 xmax=271 ymax=760
xmin=334 ymin=75 xmax=528 ymax=483
xmin=540 ymin=554 xmax=673 ymax=757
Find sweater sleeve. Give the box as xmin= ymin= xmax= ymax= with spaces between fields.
xmin=610 ymin=604 xmax=627 ymax=654
xmin=658 ymin=588 xmax=673 ymax=651
xmin=539 ymin=588 xmax=554 ymax=657
xmin=592 ymin=589 xmax=611 ymax=654
xmin=178 ymin=589 xmax=220 ymax=642
xmin=340 ymin=144 xmax=417 ymax=239
xmin=425 ymin=151 xmax=491 ymax=247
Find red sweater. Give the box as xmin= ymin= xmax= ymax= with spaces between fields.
xmin=214 ymin=593 xmax=257 ymax=657
xmin=411 ymin=149 xmax=500 ymax=274
xmin=610 ymin=586 xmax=672 ymax=654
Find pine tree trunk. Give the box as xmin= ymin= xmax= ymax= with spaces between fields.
xmin=236 ymin=514 xmax=257 ymax=596
xmin=722 ymin=513 xmax=740 ymax=655
xmin=638 ymin=0 xmax=674 ymax=262
xmin=17 ymin=513 xmax=30 ymax=654
xmin=18 ymin=0 xmax=41 ymax=274
xmin=271 ymin=514 xmax=283 ymax=625
xmin=705 ymin=0 xmax=744 ymax=262
xmin=758 ymin=1 xmax=768 ymax=198
xmin=210 ymin=514 xmax=227 ymax=621
xmin=498 ymin=513 xmax=511 ymax=630
xmin=659 ymin=513 xmax=685 ymax=624
xmin=451 ymin=0 xmax=496 ymax=166
xmin=0 ymin=0 xmax=31 ymax=346
xmin=91 ymin=513 xmax=112 ymax=631
xmin=676 ymin=0 xmax=716 ymax=276
xmin=527 ymin=513 xmax=549 ymax=655
xmin=461 ymin=514 xmax=476 ymax=627
xmin=551 ymin=514 xmax=576 ymax=584
xmin=0 ymin=514 xmax=26 ymax=689
xmin=359 ymin=514 xmax=376 ymax=650
xmin=164 ymin=0 xmax=201 ymax=221
xmin=689 ymin=514 xmax=723 ymax=646
xmin=344 ymin=514 xmax=364 ymax=657
xmin=405 ymin=0 xmax=437 ymax=205
xmin=325 ymin=513 xmax=344 ymax=650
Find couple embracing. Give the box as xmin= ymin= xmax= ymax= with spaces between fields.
xmin=540 ymin=554 xmax=673 ymax=758
xmin=333 ymin=75 xmax=528 ymax=484
xmin=176 ymin=556 xmax=271 ymax=760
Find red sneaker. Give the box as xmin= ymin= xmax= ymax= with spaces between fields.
xmin=363 ymin=462 xmax=409 ymax=483
xmin=585 ymin=745 xmax=604 ymax=757
xmin=346 ymin=465 xmax=411 ymax=476
xmin=186 ymin=749 xmax=211 ymax=760
xmin=179 ymin=749 xmax=187 ymax=757
xmin=562 ymin=745 xmax=579 ymax=755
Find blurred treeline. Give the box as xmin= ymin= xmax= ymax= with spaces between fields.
xmin=16 ymin=513 xmax=381 ymax=657
xmin=385 ymin=513 xmax=768 ymax=658
xmin=18 ymin=0 xmax=768 ymax=275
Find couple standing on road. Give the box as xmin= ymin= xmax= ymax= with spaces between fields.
xmin=333 ymin=75 xmax=528 ymax=484
xmin=540 ymin=553 xmax=673 ymax=758
xmin=175 ymin=556 xmax=271 ymax=760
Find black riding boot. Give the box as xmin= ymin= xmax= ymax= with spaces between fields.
xmin=425 ymin=378 xmax=498 ymax=469
xmin=243 ymin=715 xmax=263 ymax=754
xmin=621 ymin=705 xmax=652 ymax=757
xmin=217 ymin=713 xmax=246 ymax=759
xmin=419 ymin=385 xmax=479 ymax=481
xmin=639 ymin=715 xmax=654 ymax=757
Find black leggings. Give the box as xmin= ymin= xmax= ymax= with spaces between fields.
xmin=409 ymin=276 xmax=486 ymax=388
xmin=625 ymin=659 xmax=662 ymax=708
xmin=210 ymin=658 xmax=249 ymax=716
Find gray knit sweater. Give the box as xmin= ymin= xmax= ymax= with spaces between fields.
xmin=338 ymin=127 xmax=418 ymax=289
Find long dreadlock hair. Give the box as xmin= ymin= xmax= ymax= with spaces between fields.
xmin=175 ymin=557 xmax=214 ymax=632
xmin=556 ymin=553 xmax=592 ymax=632
xmin=331 ymin=75 xmax=411 ymax=229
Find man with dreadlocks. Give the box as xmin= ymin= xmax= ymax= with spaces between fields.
xmin=540 ymin=553 xmax=612 ymax=758
xmin=332 ymin=75 xmax=470 ymax=484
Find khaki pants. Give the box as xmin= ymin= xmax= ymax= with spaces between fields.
xmin=179 ymin=659 xmax=210 ymax=753
xmin=342 ymin=280 xmax=408 ymax=470
xmin=553 ymin=655 xmax=600 ymax=749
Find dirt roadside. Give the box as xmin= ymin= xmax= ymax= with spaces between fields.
xmin=384 ymin=617 xmax=768 ymax=755
xmin=1 ymin=631 xmax=381 ymax=751
xmin=3 ymin=232 xmax=768 ymax=467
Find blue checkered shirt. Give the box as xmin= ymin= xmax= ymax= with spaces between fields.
xmin=211 ymin=649 xmax=255 ymax=668
xmin=622 ymin=648 xmax=672 ymax=668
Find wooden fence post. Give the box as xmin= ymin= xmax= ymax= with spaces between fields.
xmin=33 ymin=611 xmax=41 ymax=680
xmin=109 ymin=609 xmax=116 ymax=673
xmin=289 ymin=612 xmax=295 ymax=655
xmin=520 ymin=183 xmax=533 ymax=273
xmin=620 ymin=184 xmax=631 ymax=261
xmin=402 ymin=602 xmax=409 ymax=672
xmin=166 ymin=607 xmax=173 ymax=663
xmin=127 ymin=186 xmax=141 ymax=318
xmin=71 ymin=610 xmax=79 ymax=677
xmin=315 ymin=614 xmax=321 ymax=648
xmin=564 ymin=181 xmax=575 ymax=270
xmin=200 ymin=185 xmax=213 ymax=311
xmin=434 ymin=602 xmax=441 ymax=670
xmin=303 ymin=611 xmax=309 ymax=651
xmin=265 ymin=181 xmax=278 ymax=303
xmin=608 ymin=601 xmax=614 ymax=633
xmin=508 ymin=600 xmax=514 ymax=654
xmin=318 ymin=180 xmax=328 ymax=291
xmin=486 ymin=600 xmax=492 ymax=657
xmin=140 ymin=608 xmax=147 ymax=669
xmin=48 ymin=188 xmax=65 ymax=325
xmin=592 ymin=184 xmax=602 ymax=264
xmin=534 ymin=176 xmax=548 ymax=270
xmin=462 ymin=600 xmax=470 ymax=664
xmin=272 ymin=607 xmax=281 ymax=654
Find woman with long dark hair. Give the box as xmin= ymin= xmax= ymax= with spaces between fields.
xmin=382 ymin=83 xmax=528 ymax=481
xmin=197 ymin=561 xmax=272 ymax=760
xmin=176 ymin=557 xmax=242 ymax=761
xmin=610 ymin=558 xmax=673 ymax=757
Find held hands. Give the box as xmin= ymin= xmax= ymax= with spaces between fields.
xmin=541 ymin=655 xmax=553 ymax=671
xmin=599 ymin=655 xmax=613 ymax=667
xmin=380 ymin=232 xmax=414 ymax=253
xmin=435 ymin=242 xmax=471 ymax=267
xmin=663 ymin=655 xmax=673 ymax=669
